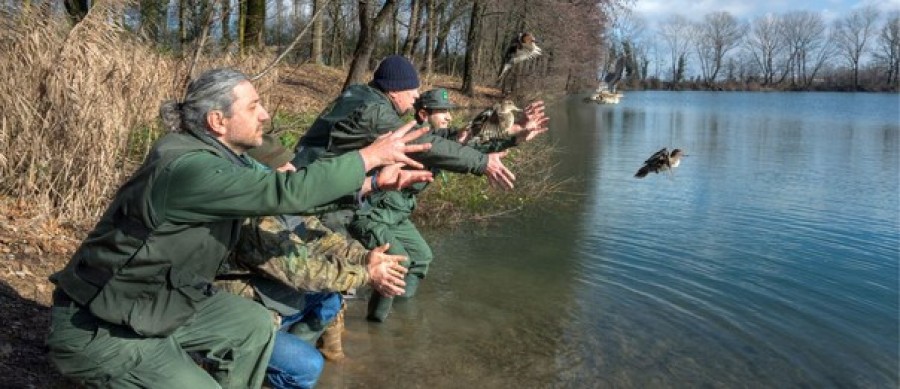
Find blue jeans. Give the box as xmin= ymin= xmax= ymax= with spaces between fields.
xmin=266 ymin=292 xmax=342 ymax=389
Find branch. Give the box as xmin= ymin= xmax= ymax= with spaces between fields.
xmin=252 ymin=0 xmax=333 ymax=81
xmin=183 ymin=3 xmax=217 ymax=93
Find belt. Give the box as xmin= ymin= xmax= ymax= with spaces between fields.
xmin=52 ymin=288 xmax=80 ymax=308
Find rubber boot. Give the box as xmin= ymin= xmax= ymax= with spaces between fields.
xmin=366 ymin=291 xmax=394 ymax=322
xmin=317 ymin=301 xmax=346 ymax=361
xmin=398 ymin=274 xmax=421 ymax=299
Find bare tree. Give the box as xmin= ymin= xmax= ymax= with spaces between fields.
xmin=874 ymin=11 xmax=900 ymax=86
xmin=832 ymin=5 xmax=880 ymax=89
xmin=402 ymin=0 xmax=424 ymax=57
xmin=328 ymin=0 xmax=347 ymax=66
xmin=779 ymin=11 xmax=831 ymax=87
xmin=312 ymin=0 xmax=326 ymax=64
xmin=244 ymin=0 xmax=267 ymax=51
xmin=423 ymin=0 xmax=436 ymax=78
xmin=221 ymin=0 xmax=233 ymax=49
xmin=462 ymin=0 xmax=484 ymax=95
xmin=433 ymin=0 xmax=470 ymax=70
xmin=694 ymin=11 xmax=746 ymax=84
xmin=658 ymin=14 xmax=692 ymax=84
xmin=343 ymin=0 xmax=398 ymax=90
xmin=744 ymin=14 xmax=784 ymax=85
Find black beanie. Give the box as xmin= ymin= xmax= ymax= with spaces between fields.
xmin=373 ymin=55 xmax=420 ymax=92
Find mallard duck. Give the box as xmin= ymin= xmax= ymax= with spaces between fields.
xmin=634 ymin=148 xmax=684 ymax=178
xmin=466 ymin=100 xmax=521 ymax=143
xmin=497 ymin=32 xmax=543 ymax=83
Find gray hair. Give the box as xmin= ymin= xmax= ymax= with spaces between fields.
xmin=160 ymin=68 xmax=249 ymax=133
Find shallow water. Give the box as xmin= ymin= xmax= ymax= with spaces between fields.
xmin=319 ymin=91 xmax=899 ymax=388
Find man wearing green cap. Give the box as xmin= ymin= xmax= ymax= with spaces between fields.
xmin=293 ymin=55 xmax=548 ymax=323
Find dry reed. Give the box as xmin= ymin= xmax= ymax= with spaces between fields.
xmin=0 ymin=4 xmax=278 ymax=222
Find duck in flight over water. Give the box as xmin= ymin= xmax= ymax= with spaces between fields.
xmin=497 ymin=32 xmax=543 ymax=84
xmin=634 ymin=148 xmax=684 ymax=178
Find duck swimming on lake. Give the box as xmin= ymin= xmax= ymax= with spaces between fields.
xmin=634 ymin=148 xmax=684 ymax=178
xmin=497 ymin=32 xmax=543 ymax=83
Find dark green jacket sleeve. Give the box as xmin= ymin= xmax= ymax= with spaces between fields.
xmin=330 ymin=101 xmax=488 ymax=175
xmin=156 ymin=150 xmax=365 ymax=223
xmin=408 ymin=132 xmax=488 ymax=175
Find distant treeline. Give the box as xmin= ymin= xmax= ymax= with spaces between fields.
xmin=596 ymin=6 xmax=899 ymax=93
xmin=7 ymin=0 xmax=628 ymax=98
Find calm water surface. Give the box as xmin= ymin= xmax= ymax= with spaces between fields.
xmin=320 ymin=91 xmax=899 ymax=388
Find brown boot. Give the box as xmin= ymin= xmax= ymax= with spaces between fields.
xmin=318 ymin=301 xmax=346 ymax=361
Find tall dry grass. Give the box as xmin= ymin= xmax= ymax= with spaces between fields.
xmin=0 ymin=4 xmax=278 ymax=222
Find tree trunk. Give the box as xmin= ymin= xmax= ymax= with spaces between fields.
xmin=402 ymin=0 xmax=421 ymax=57
xmin=343 ymin=0 xmax=398 ymax=90
xmin=391 ymin=5 xmax=400 ymax=53
xmin=220 ymin=0 xmax=232 ymax=49
xmin=423 ymin=0 xmax=436 ymax=79
xmin=179 ymin=0 xmax=188 ymax=53
xmin=312 ymin=0 xmax=325 ymax=64
xmin=245 ymin=0 xmax=266 ymax=51
xmin=462 ymin=0 xmax=484 ymax=96
xmin=238 ymin=0 xmax=247 ymax=55
xmin=329 ymin=0 xmax=344 ymax=66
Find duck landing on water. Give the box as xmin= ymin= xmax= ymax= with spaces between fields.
xmin=584 ymin=91 xmax=624 ymax=104
xmin=634 ymin=148 xmax=684 ymax=178
xmin=585 ymin=57 xmax=625 ymax=104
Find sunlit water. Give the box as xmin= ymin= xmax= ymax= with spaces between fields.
xmin=319 ymin=91 xmax=899 ymax=388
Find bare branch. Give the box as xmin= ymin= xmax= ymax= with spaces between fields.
xmin=252 ymin=0 xmax=333 ymax=81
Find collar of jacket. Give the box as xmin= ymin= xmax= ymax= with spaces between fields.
xmin=367 ymin=82 xmax=406 ymax=116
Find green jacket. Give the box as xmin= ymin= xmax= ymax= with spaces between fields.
xmin=298 ymin=83 xmax=491 ymax=220
xmin=50 ymin=129 xmax=365 ymax=337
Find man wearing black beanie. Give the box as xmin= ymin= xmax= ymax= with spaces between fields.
xmin=293 ymin=55 xmax=517 ymax=324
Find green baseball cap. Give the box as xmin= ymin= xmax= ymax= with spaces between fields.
xmin=414 ymin=88 xmax=456 ymax=111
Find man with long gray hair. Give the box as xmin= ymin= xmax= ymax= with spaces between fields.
xmin=45 ymin=68 xmax=432 ymax=388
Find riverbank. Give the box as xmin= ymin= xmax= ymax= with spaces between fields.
xmin=0 ymin=61 xmax=557 ymax=386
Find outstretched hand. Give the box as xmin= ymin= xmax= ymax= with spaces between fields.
xmin=359 ymin=121 xmax=432 ymax=171
xmin=366 ymin=243 xmax=408 ymax=297
xmin=513 ymin=100 xmax=550 ymax=144
xmin=376 ymin=163 xmax=434 ymax=191
xmin=485 ymin=151 xmax=515 ymax=190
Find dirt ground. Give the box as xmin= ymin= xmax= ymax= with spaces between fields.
xmin=0 ymin=198 xmax=84 ymax=388
xmin=0 ymin=65 xmax=505 ymax=387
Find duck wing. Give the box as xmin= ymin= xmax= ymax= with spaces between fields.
xmin=467 ymin=107 xmax=496 ymax=139
xmin=602 ymin=57 xmax=626 ymax=92
xmin=644 ymin=147 xmax=669 ymax=164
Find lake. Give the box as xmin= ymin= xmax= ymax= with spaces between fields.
xmin=319 ymin=91 xmax=899 ymax=388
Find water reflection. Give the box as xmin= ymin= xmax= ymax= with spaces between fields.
xmin=320 ymin=91 xmax=899 ymax=388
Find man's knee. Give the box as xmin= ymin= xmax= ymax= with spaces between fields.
xmin=267 ymin=332 xmax=325 ymax=389
xmin=216 ymin=294 xmax=276 ymax=346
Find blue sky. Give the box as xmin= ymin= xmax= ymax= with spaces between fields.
xmin=634 ymin=0 xmax=900 ymax=27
